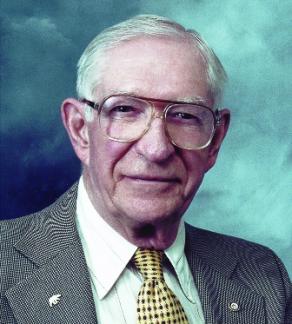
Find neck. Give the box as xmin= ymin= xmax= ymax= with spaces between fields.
xmin=126 ymin=220 xmax=181 ymax=250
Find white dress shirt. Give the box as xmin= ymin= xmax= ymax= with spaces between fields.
xmin=76 ymin=177 xmax=205 ymax=323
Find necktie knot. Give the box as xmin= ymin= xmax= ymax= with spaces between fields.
xmin=134 ymin=248 xmax=163 ymax=280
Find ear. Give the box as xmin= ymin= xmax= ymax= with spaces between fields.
xmin=205 ymin=108 xmax=230 ymax=172
xmin=61 ymin=98 xmax=90 ymax=166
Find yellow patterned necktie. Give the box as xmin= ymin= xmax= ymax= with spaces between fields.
xmin=134 ymin=248 xmax=189 ymax=324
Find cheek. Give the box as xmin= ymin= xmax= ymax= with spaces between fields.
xmin=182 ymin=151 xmax=209 ymax=195
xmin=89 ymin=134 xmax=131 ymax=182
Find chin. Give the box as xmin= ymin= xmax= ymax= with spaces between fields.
xmin=118 ymin=197 xmax=184 ymax=225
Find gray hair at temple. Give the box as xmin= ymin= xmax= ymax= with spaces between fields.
xmin=77 ymin=14 xmax=227 ymax=113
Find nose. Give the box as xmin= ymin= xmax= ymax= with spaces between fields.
xmin=134 ymin=116 xmax=175 ymax=162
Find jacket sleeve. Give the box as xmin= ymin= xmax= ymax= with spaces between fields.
xmin=275 ymin=255 xmax=292 ymax=324
xmin=273 ymin=252 xmax=292 ymax=324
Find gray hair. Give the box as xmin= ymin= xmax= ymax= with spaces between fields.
xmin=77 ymin=14 xmax=227 ymax=113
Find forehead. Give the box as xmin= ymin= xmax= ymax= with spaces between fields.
xmin=97 ymin=36 xmax=210 ymax=105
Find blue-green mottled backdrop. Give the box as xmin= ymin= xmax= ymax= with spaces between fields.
xmin=1 ymin=0 xmax=291 ymax=275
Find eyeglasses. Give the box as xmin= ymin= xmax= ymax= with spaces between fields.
xmin=82 ymin=94 xmax=221 ymax=150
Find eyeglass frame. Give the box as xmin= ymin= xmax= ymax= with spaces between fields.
xmin=81 ymin=94 xmax=222 ymax=150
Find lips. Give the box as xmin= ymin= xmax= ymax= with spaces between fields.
xmin=125 ymin=175 xmax=180 ymax=183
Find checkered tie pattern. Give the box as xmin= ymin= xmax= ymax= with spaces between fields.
xmin=134 ymin=248 xmax=189 ymax=324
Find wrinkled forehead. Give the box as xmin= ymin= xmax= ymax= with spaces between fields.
xmin=94 ymin=36 xmax=210 ymax=105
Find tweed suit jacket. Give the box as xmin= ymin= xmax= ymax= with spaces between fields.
xmin=1 ymin=183 xmax=291 ymax=324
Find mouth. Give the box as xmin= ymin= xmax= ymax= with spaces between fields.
xmin=120 ymin=174 xmax=181 ymax=195
xmin=125 ymin=175 xmax=180 ymax=184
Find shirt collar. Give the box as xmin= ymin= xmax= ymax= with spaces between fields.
xmin=76 ymin=177 xmax=194 ymax=302
xmin=76 ymin=177 xmax=137 ymax=299
xmin=165 ymin=221 xmax=196 ymax=303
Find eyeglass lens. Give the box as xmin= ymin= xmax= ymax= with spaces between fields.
xmin=99 ymin=95 xmax=215 ymax=150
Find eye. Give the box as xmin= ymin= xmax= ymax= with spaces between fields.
xmin=175 ymin=112 xmax=197 ymax=120
xmin=107 ymin=104 xmax=143 ymax=121
xmin=168 ymin=111 xmax=203 ymax=126
xmin=112 ymin=105 xmax=135 ymax=113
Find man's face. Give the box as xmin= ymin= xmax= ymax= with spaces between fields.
xmin=80 ymin=37 xmax=226 ymax=243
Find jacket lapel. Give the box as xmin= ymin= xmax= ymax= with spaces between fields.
xmin=5 ymin=184 xmax=98 ymax=324
xmin=185 ymin=224 xmax=266 ymax=324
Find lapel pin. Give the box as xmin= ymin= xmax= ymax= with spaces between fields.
xmin=229 ymin=302 xmax=239 ymax=312
xmin=49 ymin=294 xmax=62 ymax=307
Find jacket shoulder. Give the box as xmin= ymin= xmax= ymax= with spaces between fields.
xmin=185 ymin=223 xmax=290 ymax=274
xmin=185 ymin=223 xmax=275 ymax=255
xmin=1 ymin=183 xmax=78 ymax=236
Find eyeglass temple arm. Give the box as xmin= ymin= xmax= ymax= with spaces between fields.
xmin=80 ymin=99 xmax=100 ymax=110
xmin=215 ymin=109 xmax=221 ymax=125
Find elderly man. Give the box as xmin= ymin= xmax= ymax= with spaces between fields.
xmin=1 ymin=15 xmax=291 ymax=324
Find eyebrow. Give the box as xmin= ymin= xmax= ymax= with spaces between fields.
xmin=178 ymin=96 xmax=208 ymax=105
